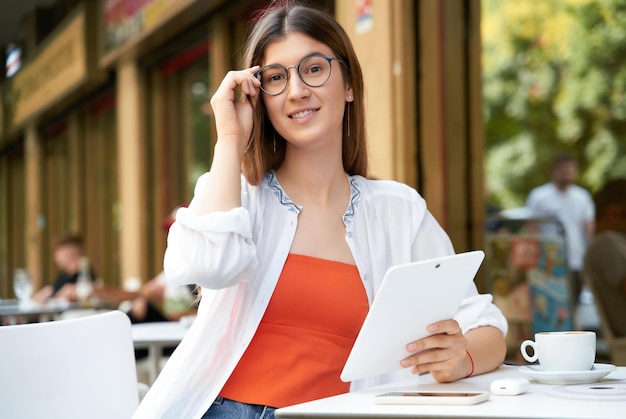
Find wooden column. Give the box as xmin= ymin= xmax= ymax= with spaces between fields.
xmin=336 ymin=0 xmax=417 ymax=186
xmin=418 ymin=0 xmax=448 ymax=228
xmin=441 ymin=1 xmax=469 ymax=249
xmin=25 ymin=123 xmax=43 ymax=289
xmin=116 ymin=58 xmax=146 ymax=288
xmin=418 ymin=0 xmax=486 ymax=288
xmin=67 ymin=112 xmax=84 ymax=233
xmin=467 ymin=0 xmax=486 ymax=257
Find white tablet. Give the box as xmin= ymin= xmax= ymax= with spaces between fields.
xmin=340 ymin=250 xmax=485 ymax=382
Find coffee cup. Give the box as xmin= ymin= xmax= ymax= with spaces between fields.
xmin=520 ymin=331 xmax=596 ymax=371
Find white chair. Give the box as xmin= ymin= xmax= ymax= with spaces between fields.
xmin=0 ymin=310 xmax=141 ymax=418
xmin=582 ymin=273 xmax=626 ymax=366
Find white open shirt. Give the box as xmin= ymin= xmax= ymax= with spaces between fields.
xmin=133 ymin=171 xmax=508 ymax=419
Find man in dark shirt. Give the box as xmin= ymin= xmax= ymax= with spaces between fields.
xmin=33 ymin=234 xmax=94 ymax=302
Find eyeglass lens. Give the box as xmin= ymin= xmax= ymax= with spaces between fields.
xmin=257 ymin=55 xmax=333 ymax=95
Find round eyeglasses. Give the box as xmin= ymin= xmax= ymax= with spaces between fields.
xmin=254 ymin=54 xmax=341 ymax=96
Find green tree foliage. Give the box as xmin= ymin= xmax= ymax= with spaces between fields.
xmin=482 ymin=0 xmax=626 ymax=209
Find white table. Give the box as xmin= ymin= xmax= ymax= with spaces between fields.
xmin=131 ymin=321 xmax=190 ymax=384
xmin=276 ymin=365 xmax=626 ymax=418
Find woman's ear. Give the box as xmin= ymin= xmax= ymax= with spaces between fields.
xmin=346 ymin=87 xmax=354 ymax=102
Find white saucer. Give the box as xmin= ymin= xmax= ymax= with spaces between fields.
xmin=549 ymin=382 xmax=626 ymax=400
xmin=519 ymin=363 xmax=616 ymax=385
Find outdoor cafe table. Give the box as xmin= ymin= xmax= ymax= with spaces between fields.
xmin=0 ymin=299 xmax=70 ymax=325
xmin=276 ymin=364 xmax=626 ymax=419
xmin=131 ymin=321 xmax=190 ymax=384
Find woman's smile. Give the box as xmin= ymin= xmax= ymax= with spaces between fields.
xmin=289 ymin=108 xmax=318 ymax=120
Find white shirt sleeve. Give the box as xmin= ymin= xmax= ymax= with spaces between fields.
xmin=163 ymin=173 xmax=259 ymax=289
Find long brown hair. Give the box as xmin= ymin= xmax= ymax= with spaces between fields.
xmin=241 ymin=1 xmax=368 ymax=185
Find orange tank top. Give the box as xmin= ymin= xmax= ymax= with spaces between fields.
xmin=219 ymin=253 xmax=369 ymax=408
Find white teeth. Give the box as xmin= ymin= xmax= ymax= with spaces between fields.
xmin=291 ymin=110 xmax=314 ymax=119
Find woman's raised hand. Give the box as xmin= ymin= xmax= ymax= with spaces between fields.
xmin=209 ymin=67 xmax=261 ymax=153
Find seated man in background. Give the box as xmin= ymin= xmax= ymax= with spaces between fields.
xmin=125 ymin=270 xmax=197 ymax=360
xmin=583 ymin=178 xmax=626 ymax=337
xmin=34 ymin=215 xmax=197 ymax=326
xmin=126 ymin=271 xmax=197 ymax=324
xmin=127 ymin=206 xmax=198 ymax=324
xmin=33 ymin=233 xmax=95 ymax=303
xmin=126 ymin=207 xmax=198 ymax=360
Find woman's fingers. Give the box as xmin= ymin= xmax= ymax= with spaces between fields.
xmin=233 ymin=67 xmax=261 ymax=95
xmin=239 ymin=69 xmax=261 ymax=98
xmin=210 ymin=67 xmax=260 ymax=107
xmin=400 ymin=319 xmax=468 ymax=381
xmin=405 ymin=320 xmax=463 ymax=353
xmin=209 ymin=66 xmax=261 ymax=144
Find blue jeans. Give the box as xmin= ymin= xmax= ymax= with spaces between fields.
xmin=201 ymin=397 xmax=277 ymax=419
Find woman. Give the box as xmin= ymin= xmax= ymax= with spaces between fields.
xmin=133 ymin=3 xmax=507 ymax=418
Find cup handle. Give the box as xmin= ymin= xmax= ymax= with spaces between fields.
xmin=520 ymin=340 xmax=538 ymax=363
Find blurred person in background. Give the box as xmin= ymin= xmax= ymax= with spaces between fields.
xmin=526 ymin=152 xmax=595 ymax=305
xmin=32 ymin=233 xmax=95 ymax=303
xmin=125 ymin=206 xmax=198 ymax=361
xmin=127 ymin=206 xmax=198 ymax=325
xmin=126 ymin=271 xmax=198 ymax=324
xmin=583 ymin=178 xmax=626 ymax=337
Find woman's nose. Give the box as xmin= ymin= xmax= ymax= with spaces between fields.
xmin=286 ymin=68 xmax=310 ymax=99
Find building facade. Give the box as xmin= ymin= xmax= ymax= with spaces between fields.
xmin=0 ymin=0 xmax=485 ymax=296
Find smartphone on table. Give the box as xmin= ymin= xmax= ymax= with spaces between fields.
xmin=374 ymin=391 xmax=489 ymax=405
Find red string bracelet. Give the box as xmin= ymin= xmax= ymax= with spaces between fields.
xmin=465 ymin=350 xmax=475 ymax=378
